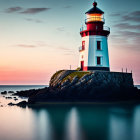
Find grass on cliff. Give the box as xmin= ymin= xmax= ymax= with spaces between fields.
xmin=62 ymin=71 xmax=90 ymax=82
xmin=50 ymin=70 xmax=64 ymax=81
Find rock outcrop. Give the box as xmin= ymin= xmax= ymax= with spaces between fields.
xmin=8 ymin=101 xmax=27 ymax=107
xmin=28 ymin=70 xmax=140 ymax=104
xmin=1 ymin=91 xmax=7 ymax=95
xmin=50 ymin=70 xmax=134 ymax=90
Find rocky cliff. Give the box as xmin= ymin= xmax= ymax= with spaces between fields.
xmin=50 ymin=70 xmax=134 ymax=90
xmin=28 ymin=70 xmax=140 ymax=103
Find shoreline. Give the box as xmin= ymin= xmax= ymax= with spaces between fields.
xmin=32 ymin=100 xmax=140 ymax=105
xmin=13 ymin=99 xmax=140 ymax=107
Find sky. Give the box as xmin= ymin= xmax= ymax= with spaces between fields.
xmin=0 ymin=0 xmax=140 ymax=85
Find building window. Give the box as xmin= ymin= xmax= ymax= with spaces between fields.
xmin=82 ymin=41 xmax=85 ymax=50
xmin=97 ymin=41 xmax=101 ymax=50
xmin=97 ymin=57 xmax=101 ymax=65
xmin=82 ymin=41 xmax=85 ymax=47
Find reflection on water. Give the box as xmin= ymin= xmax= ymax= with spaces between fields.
xmin=1 ymin=100 xmax=140 ymax=140
xmin=133 ymin=105 xmax=140 ymax=140
xmin=65 ymin=108 xmax=83 ymax=140
xmin=1 ymin=85 xmax=140 ymax=140
xmin=33 ymin=109 xmax=53 ymax=140
xmin=109 ymin=107 xmax=134 ymax=140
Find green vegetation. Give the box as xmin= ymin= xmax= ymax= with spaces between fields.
xmin=62 ymin=71 xmax=90 ymax=82
xmin=76 ymin=67 xmax=81 ymax=71
xmin=50 ymin=70 xmax=64 ymax=81
xmin=50 ymin=70 xmax=91 ymax=85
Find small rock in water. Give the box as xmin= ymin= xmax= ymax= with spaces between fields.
xmin=8 ymin=91 xmax=14 ymax=93
xmin=8 ymin=102 xmax=15 ymax=106
xmin=17 ymin=101 xmax=27 ymax=107
xmin=14 ymin=98 xmax=18 ymax=101
xmin=6 ymin=97 xmax=12 ymax=99
xmin=8 ymin=101 xmax=27 ymax=107
xmin=1 ymin=91 xmax=7 ymax=95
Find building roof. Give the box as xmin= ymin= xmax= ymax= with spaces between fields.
xmin=86 ymin=2 xmax=104 ymax=14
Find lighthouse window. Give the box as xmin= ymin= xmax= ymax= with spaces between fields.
xmin=97 ymin=41 xmax=101 ymax=50
xmin=82 ymin=41 xmax=85 ymax=47
xmin=82 ymin=41 xmax=85 ymax=50
xmin=97 ymin=57 xmax=101 ymax=65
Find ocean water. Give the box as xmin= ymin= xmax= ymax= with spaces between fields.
xmin=0 ymin=85 xmax=47 ymax=106
xmin=0 ymin=85 xmax=140 ymax=140
xmin=135 ymin=85 xmax=140 ymax=89
xmin=0 ymin=85 xmax=47 ymax=93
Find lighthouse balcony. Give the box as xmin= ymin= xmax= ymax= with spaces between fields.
xmin=103 ymin=26 xmax=110 ymax=32
xmin=80 ymin=26 xmax=110 ymax=37
xmin=80 ymin=26 xmax=110 ymax=32
xmin=80 ymin=26 xmax=86 ymax=32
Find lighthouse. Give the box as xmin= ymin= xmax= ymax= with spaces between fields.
xmin=79 ymin=1 xmax=110 ymax=71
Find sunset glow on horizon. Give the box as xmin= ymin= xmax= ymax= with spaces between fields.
xmin=0 ymin=0 xmax=140 ymax=85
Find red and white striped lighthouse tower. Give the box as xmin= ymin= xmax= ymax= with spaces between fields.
xmin=79 ymin=1 xmax=110 ymax=71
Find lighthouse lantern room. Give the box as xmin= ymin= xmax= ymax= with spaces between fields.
xmin=79 ymin=1 xmax=110 ymax=71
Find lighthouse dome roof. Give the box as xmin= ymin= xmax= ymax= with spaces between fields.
xmin=86 ymin=2 xmax=104 ymax=14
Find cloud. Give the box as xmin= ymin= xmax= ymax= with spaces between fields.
xmin=5 ymin=7 xmax=51 ymax=14
xmin=111 ymin=31 xmax=140 ymax=41
xmin=110 ymin=13 xmax=121 ymax=16
xmin=20 ymin=8 xmax=51 ymax=14
xmin=16 ymin=41 xmax=52 ymax=49
xmin=25 ymin=18 xmax=43 ymax=23
xmin=17 ymin=44 xmax=37 ymax=48
xmin=114 ymin=23 xmax=140 ymax=30
xmin=57 ymin=47 xmax=74 ymax=53
xmin=35 ymin=41 xmax=52 ymax=47
xmin=109 ymin=11 xmax=128 ymax=17
xmin=56 ymin=27 xmax=65 ymax=31
xmin=122 ymin=15 xmax=140 ymax=22
xmin=131 ymin=11 xmax=140 ymax=16
xmin=16 ymin=42 xmax=74 ymax=54
xmin=5 ymin=7 xmax=22 ymax=13
xmin=110 ymin=10 xmax=140 ymax=22
xmin=110 ymin=10 xmax=140 ymax=51
xmin=111 ymin=31 xmax=140 ymax=51
xmin=119 ymin=31 xmax=140 ymax=37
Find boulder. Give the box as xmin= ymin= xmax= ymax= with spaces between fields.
xmin=16 ymin=101 xmax=27 ymax=107
xmin=8 ymin=101 xmax=27 ymax=107
xmin=1 ymin=91 xmax=7 ymax=95
xmin=6 ymin=97 xmax=12 ymax=99
xmin=8 ymin=91 xmax=14 ymax=93
xmin=8 ymin=102 xmax=15 ymax=106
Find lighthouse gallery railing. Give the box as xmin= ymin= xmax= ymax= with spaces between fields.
xmin=80 ymin=26 xmax=110 ymax=32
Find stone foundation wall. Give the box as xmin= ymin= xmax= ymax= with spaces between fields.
xmin=28 ymin=70 xmax=139 ymax=103
xmin=50 ymin=70 xmax=134 ymax=91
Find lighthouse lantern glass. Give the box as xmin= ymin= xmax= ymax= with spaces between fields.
xmin=86 ymin=14 xmax=104 ymax=22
